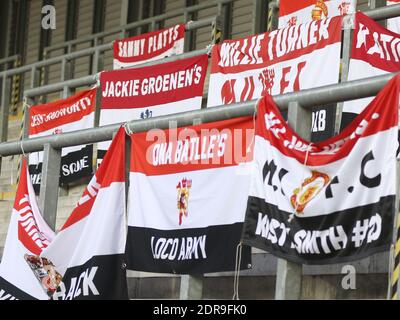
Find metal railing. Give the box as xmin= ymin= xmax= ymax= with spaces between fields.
xmin=43 ymin=0 xmax=234 ymax=57
xmin=2 ymin=72 xmax=392 ymax=156
xmin=0 ymin=15 xmax=224 ymax=155
xmin=0 ymin=55 xmax=20 ymax=70
xmin=1 ymin=2 xmax=400 ymax=300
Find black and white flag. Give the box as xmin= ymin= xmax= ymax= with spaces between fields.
xmin=242 ymin=75 xmax=399 ymax=264
xmin=41 ymin=128 xmax=128 ymax=300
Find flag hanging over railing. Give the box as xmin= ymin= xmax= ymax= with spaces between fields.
xmin=28 ymin=88 xmax=96 ymax=192
xmin=0 ymin=160 xmax=55 ymax=300
xmin=113 ymin=24 xmax=185 ymax=69
xmin=341 ymin=12 xmax=400 ymax=130
xmin=40 ymin=128 xmax=128 ymax=300
xmin=242 ymin=75 xmax=399 ymax=265
xmin=126 ymin=117 xmax=254 ymax=274
xmin=98 ymin=54 xmax=208 ymax=164
xmin=207 ymin=16 xmax=343 ymax=142
xmin=278 ymin=0 xmax=356 ymax=28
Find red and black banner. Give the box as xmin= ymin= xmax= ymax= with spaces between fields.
xmin=41 ymin=128 xmax=128 ymax=300
xmin=28 ymin=89 xmax=96 ymax=192
xmin=126 ymin=117 xmax=254 ymax=274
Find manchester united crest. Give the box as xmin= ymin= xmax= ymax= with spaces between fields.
xmin=290 ymin=171 xmax=330 ymax=215
xmin=311 ymin=0 xmax=328 ymax=21
xmin=177 ymin=178 xmax=192 ymax=225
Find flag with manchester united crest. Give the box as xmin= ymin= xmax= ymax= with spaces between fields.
xmin=242 ymin=75 xmax=399 ymax=264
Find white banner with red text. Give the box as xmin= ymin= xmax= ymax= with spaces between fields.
xmin=40 ymin=128 xmax=128 ymax=300
xmin=207 ymin=16 xmax=342 ymax=141
xmin=126 ymin=117 xmax=254 ymax=274
xmin=341 ymin=12 xmax=400 ymax=130
xmin=28 ymin=89 xmax=96 ymax=192
xmin=113 ymin=24 xmax=185 ymax=69
xmin=98 ymin=54 xmax=208 ymax=163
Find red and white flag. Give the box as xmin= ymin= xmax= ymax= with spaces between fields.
xmin=341 ymin=12 xmax=400 ymax=129
xmin=28 ymin=88 xmax=96 ymax=192
xmin=41 ymin=128 xmax=128 ymax=300
xmin=126 ymin=117 xmax=254 ymax=274
xmin=207 ymin=17 xmax=342 ymax=141
xmin=388 ymin=1 xmax=400 ymax=34
xmin=98 ymin=54 xmax=208 ymax=162
xmin=242 ymin=75 xmax=399 ymax=264
xmin=0 ymin=160 xmax=55 ymax=300
xmin=278 ymin=0 xmax=356 ymax=28
xmin=113 ymin=24 xmax=185 ymax=69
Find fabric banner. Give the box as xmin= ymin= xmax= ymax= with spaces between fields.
xmin=242 ymin=75 xmax=399 ymax=265
xmin=341 ymin=12 xmax=400 ymax=130
xmin=113 ymin=24 xmax=185 ymax=69
xmin=28 ymin=88 xmax=96 ymax=192
xmin=40 ymin=128 xmax=128 ymax=300
xmin=126 ymin=117 xmax=254 ymax=274
xmin=0 ymin=160 xmax=55 ymax=300
xmin=278 ymin=0 xmax=356 ymax=28
xmin=98 ymin=54 xmax=208 ymax=162
xmin=207 ymin=16 xmax=342 ymax=142
xmin=388 ymin=1 xmax=400 ymax=34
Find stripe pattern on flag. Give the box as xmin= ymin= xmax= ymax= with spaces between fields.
xmin=207 ymin=16 xmax=342 ymax=142
xmin=126 ymin=117 xmax=254 ymax=274
xmin=41 ymin=128 xmax=128 ymax=300
xmin=0 ymin=160 xmax=55 ymax=300
xmin=242 ymin=75 xmax=399 ymax=265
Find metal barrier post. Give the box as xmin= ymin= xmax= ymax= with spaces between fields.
xmin=184 ymin=12 xmax=193 ymax=52
xmin=39 ymin=143 xmax=61 ymax=230
xmin=275 ymin=100 xmax=310 ymax=300
xmin=61 ymin=58 xmax=73 ymax=98
xmin=211 ymin=15 xmax=223 ymax=45
xmin=10 ymin=57 xmax=22 ymax=115
xmin=0 ymin=77 xmax=11 ymax=172
xmin=267 ymin=1 xmax=279 ymax=32
xmin=335 ymin=14 xmax=354 ymax=134
xmin=180 ymin=275 xmax=203 ymax=300
xmin=0 ymin=77 xmax=11 ymax=143
xmin=179 ymin=117 xmax=204 ymax=300
xmin=94 ymin=84 xmax=102 ymax=128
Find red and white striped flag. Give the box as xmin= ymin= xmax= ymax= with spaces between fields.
xmin=41 ymin=128 xmax=128 ymax=300
xmin=126 ymin=117 xmax=254 ymax=274
xmin=243 ymin=75 xmax=399 ymax=264
xmin=0 ymin=160 xmax=55 ymax=300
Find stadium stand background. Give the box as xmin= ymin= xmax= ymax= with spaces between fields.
xmin=0 ymin=0 xmax=391 ymax=299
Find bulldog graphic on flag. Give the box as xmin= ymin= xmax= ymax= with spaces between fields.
xmin=0 ymin=160 xmax=55 ymax=300
xmin=242 ymin=75 xmax=399 ymax=264
xmin=41 ymin=128 xmax=128 ymax=300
